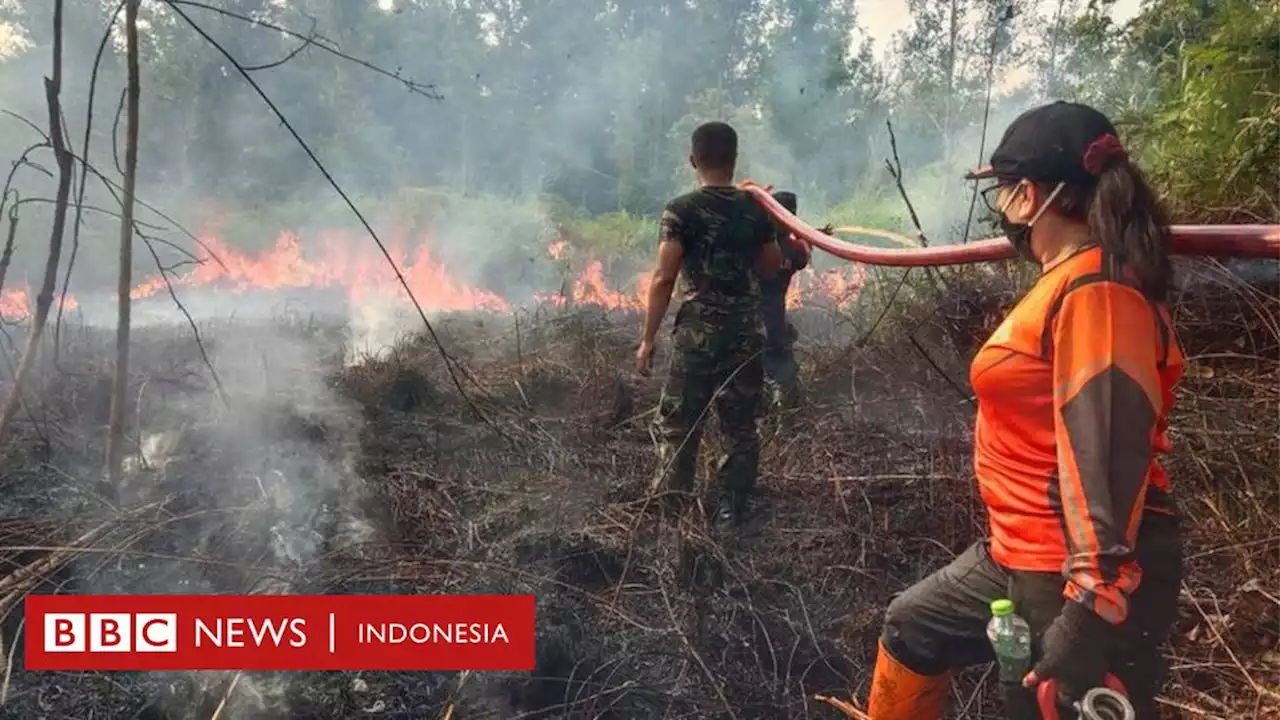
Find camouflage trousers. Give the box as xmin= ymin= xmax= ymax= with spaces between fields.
xmin=652 ymin=313 xmax=764 ymax=498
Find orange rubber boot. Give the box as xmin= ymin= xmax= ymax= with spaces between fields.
xmin=865 ymin=640 xmax=951 ymax=720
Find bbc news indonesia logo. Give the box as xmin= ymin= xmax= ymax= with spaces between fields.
xmin=25 ymin=594 xmax=535 ymax=671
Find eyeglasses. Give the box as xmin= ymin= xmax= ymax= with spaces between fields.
xmin=979 ymin=185 xmax=1005 ymax=214
xmin=979 ymin=183 xmax=1024 ymax=215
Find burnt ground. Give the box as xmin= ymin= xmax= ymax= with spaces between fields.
xmin=0 ymin=259 xmax=1277 ymax=720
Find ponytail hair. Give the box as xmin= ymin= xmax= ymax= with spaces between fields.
xmin=1050 ymin=146 xmax=1174 ymax=302
xmin=1090 ymin=160 xmax=1173 ymax=302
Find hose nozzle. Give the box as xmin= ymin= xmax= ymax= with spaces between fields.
xmin=1037 ymin=673 xmax=1132 ymax=720
xmin=1079 ymin=687 xmax=1135 ymax=720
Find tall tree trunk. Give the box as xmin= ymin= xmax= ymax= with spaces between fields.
xmin=944 ymin=0 xmax=959 ymax=171
xmin=0 ymin=0 xmax=74 ymax=456
xmin=1046 ymin=0 xmax=1068 ymax=98
xmin=106 ymin=0 xmax=142 ymax=487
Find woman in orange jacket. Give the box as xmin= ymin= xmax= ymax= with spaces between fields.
xmin=864 ymin=101 xmax=1185 ymax=719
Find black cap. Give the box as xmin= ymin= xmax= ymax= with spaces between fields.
xmin=771 ymin=190 xmax=797 ymax=214
xmin=966 ymin=101 xmax=1120 ymax=183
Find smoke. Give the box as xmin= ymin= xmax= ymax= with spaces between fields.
xmin=0 ymin=0 xmax=1076 ymax=344
xmin=0 ymin=0 xmax=1168 ymax=585
xmin=109 ymin=319 xmax=374 ymax=715
xmin=116 ymin=319 xmax=376 ymax=571
xmin=0 ymin=1 xmax=1242 ymax=716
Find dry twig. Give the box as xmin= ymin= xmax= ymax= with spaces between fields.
xmin=0 ymin=0 xmax=75 ymax=456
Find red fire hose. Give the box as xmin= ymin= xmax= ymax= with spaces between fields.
xmin=739 ymin=182 xmax=1280 ymax=266
xmin=1039 ymin=674 xmax=1132 ymax=720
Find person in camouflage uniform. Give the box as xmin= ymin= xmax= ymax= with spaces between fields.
xmin=634 ymin=121 xmax=784 ymax=528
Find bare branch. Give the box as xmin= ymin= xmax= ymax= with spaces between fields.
xmin=58 ymin=0 xmax=127 ymax=364
xmin=883 ymin=120 xmax=929 ymax=248
xmin=169 ymin=0 xmax=443 ymax=99
xmin=961 ymin=10 xmax=1013 ymax=245
xmin=111 ymin=87 xmax=126 ymax=177
xmin=48 ymin=150 xmax=225 ymax=398
xmin=106 ymin=0 xmax=142 ymax=487
xmin=0 ymin=0 xmax=76 ymax=455
xmin=0 ymin=111 xmax=49 ymax=143
xmin=16 ymin=197 xmax=174 ymax=237
xmin=2 ymin=144 xmax=53 ymax=205
xmin=69 ymin=153 xmax=228 ymax=273
xmin=242 ymin=15 xmax=319 ymax=72
xmin=135 ymin=230 xmax=229 ymax=409
xmin=161 ymin=0 xmax=506 ymax=440
xmin=0 ymin=202 xmax=18 ymax=298
xmin=906 ymin=334 xmax=972 ymax=404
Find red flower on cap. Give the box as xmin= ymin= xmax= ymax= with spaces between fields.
xmin=1082 ymin=134 xmax=1127 ymax=176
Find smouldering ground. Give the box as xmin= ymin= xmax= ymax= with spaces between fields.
xmin=0 ymin=260 xmax=1276 ymax=719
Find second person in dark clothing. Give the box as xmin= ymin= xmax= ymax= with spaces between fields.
xmin=760 ymin=191 xmax=829 ymax=411
xmin=634 ymin=121 xmax=784 ymax=528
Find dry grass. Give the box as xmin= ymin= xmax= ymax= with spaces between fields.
xmin=0 ymin=259 xmax=1275 ymax=719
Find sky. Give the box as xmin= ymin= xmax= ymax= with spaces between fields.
xmin=857 ymin=0 xmax=1146 ymax=58
xmin=3 ymin=0 xmax=1147 ymax=64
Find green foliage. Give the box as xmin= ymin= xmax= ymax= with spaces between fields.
xmin=824 ymin=193 xmax=914 ymax=237
xmin=1134 ymin=0 xmax=1280 ymax=221
xmin=572 ymin=212 xmax=657 ymax=256
xmin=0 ymin=0 xmax=1274 ymax=288
xmin=1059 ymin=0 xmax=1280 ymax=222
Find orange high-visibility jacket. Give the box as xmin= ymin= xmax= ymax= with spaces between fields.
xmin=970 ymin=244 xmax=1184 ymax=625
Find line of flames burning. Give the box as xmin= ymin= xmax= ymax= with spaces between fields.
xmin=0 ymin=232 xmax=867 ymax=321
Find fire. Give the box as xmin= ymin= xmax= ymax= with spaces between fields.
xmin=0 ymin=288 xmax=79 ymax=320
xmin=0 ymin=288 xmax=30 ymax=319
xmin=538 ymin=260 xmax=649 ymax=310
xmin=0 ymin=232 xmax=865 ymax=321
xmin=788 ymin=265 xmax=869 ymax=310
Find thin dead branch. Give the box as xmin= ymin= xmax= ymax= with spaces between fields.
xmin=0 ymin=203 xmax=17 ymax=299
xmin=106 ymin=0 xmax=142 ymax=487
xmin=160 ymin=0 xmax=506 ymax=441
xmin=169 ymin=0 xmax=443 ymax=99
xmin=961 ymin=8 xmax=1010 ymax=245
xmin=59 ymin=0 xmax=126 ymax=364
xmin=242 ymin=15 xmax=319 ymax=72
xmin=0 ymin=0 xmax=75 ymax=455
xmin=883 ymin=120 xmax=929 ymax=249
xmin=136 ymin=230 xmax=230 ymax=408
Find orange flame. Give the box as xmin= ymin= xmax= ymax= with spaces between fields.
xmin=0 ymin=232 xmax=865 ymax=321
xmin=788 ymin=265 xmax=868 ymax=310
xmin=537 ymin=260 xmax=649 ymax=310
xmin=0 ymin=289 xmax=30 ymax=319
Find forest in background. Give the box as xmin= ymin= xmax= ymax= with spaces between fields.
xmin=0 ymin=0 xmax=1275 ymax=297
xmin=0 ymin=4 xmax=1275 ymax=717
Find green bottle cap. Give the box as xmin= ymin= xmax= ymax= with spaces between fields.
xmin=991 ymin=599 xmax=1014 ymax=617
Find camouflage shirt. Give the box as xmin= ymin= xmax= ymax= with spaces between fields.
xmin=660 ymin=186 xmax=774 ymax=318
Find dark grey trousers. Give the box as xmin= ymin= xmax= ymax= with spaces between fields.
xmin=880 ymin=512 xmax=1183 ymax=719
xmin=761 ymin=280 xmax=797 ymax=391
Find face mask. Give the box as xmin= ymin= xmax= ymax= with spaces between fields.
xmin=997 ymin=182 xmax=1064 ymax=263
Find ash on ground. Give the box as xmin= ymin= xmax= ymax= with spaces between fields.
xmin=1 ymin=261 xmax=1276 ymax=719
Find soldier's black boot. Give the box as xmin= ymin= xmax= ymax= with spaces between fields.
xmin=713 ymin=490 xmax=747 ymax=529
xmin=761 ymin=377 xmax=783 ymax=414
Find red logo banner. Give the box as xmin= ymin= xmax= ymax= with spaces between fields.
xmin=24 ymin=594 xmax=536 ymax=671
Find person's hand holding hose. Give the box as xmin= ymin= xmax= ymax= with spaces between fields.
xmin=1022 ymin=601 xmax=1111 ymax=710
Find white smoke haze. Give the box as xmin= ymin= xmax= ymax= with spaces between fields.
xmin=0 ymin=1 xmax=1199 ymax=716
xmin=0 ymin=0 xmax=1137 ymax=339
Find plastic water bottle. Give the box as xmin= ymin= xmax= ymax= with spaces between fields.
xmin=987 ymin=598 xmax=1032 ymax=683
